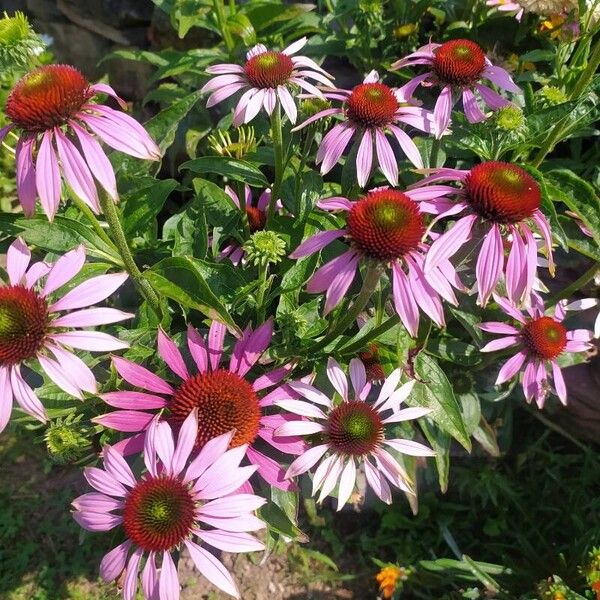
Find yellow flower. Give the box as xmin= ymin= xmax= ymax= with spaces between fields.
xmin=393 ymin=23 xmax=417 ymax=39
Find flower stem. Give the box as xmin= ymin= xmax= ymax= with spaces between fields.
xmin=69 ymin=193 xmax=119 ymax=257
xmin=547 ymin=262 xmax=599 ymax=306
xmin=307 ymin=263 xmax=382 ymax=354
xmin=236 ymin=181 xmax=251 ymax=238
xmin=429 ymin=137 xmax=442 ymax=168
xmin=97 ymin=188 xmax=163 ymax=318
xmin=267 ymin=100 xmax=284 ymax=227
xmin=255 ymin=262 xmax=269 ymax=323
xmin=212 ymin=0 xmax=234 ymax=55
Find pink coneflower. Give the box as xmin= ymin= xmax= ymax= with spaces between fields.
xmin=94 ymin=320 xmax=305 ymax=489
xmin=480 ymin=295 xmax=594 ymax=407
xmin=0 ymin=64 xmax=161 ymax=220
xmin=293 ymin=70 xmax=431 ymax=187
xmin=273 ymin=358 xmax=434 ymax=509
xmin=410 ymin=161 xmax=553 ymax=307
xmin=391 ymin=39 xmax=522 ymax=137
xmin=218 ymin=185 xmax=273 ymax=265
xmin=201 ymin=37 xmax=334 ymax=125
xmin=0 ymin=238 xmax=131 ymax=433
xmin=486 ymin=0 xmax=524 ymax=20
xmin=72 ymin=413 xmax=266 ymax=599
xmin=289 ymin=187 xmax=464 ymax=336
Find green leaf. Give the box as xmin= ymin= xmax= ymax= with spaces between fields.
xmin=546 ymin=168 xmax=600 ymax=246
xmin=181 ymin=156 xmax=269 ymax=187
xmin=259 ymin=502 xmax=308 ymax=543
xmin=192 ymin=178 xmax=238 ymax=223
xmin=419 ymin=419 xmax=451 ymax=493
xmin=426 ymin=338 xmax=481 ymax=366
xmin=122 ymin=178 xmax=179 ymax=236
xmin=408 ymin=353 xmax=471 ymax=451
xmin=144 ymin=256 xmax=238 ymax=332
xmin=0 ymin=214 xmax=121 ymax=265
xmin=227 ymin=13 xmax=256 ymax=45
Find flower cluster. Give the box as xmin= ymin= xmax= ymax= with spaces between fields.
xmin=0 ymin=9 xmax=597 ymax=599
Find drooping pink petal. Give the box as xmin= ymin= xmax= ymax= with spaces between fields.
xmin=278 ymin=85 xmax=297 ymax=124
xmin=90 ymin=83 xmax=128 ymax=109
xmin=505 ymin=227 xmax=527 ymax=305
xmin=187 ymin=325 xmax=208 ymax=374
xmin=475 ymin=84 xmax=510 ymax=110
xmin=35 ymin=130 xmax=61 ymax=220
xmin=551 ymin=361 xmax=567 ymax=405
xmin=336 ymin=458 xmax=356 ymax=511
xmin=462 ymin=88 xmax=486 ymax=123
xmin=388 ymin=124 xmax=423 ymax=169
xmin=42 ymin=245 xmax=86 ymax=297
xmin=141 ymin=552 xmax=158 ymax=600
xmin=292 ymin=107 xmax=343 ymax=132
xmin=0 ymin=367 xmax=13 ymax=434
xmin=112 ymin=356 xmax=174 ymax=394
xmin=247 ymin=446 xmax=294 ymax=490
xmin=197 ymin=530 xmax=264 ymax=553
xmin=6 ymin=238 xmax=31 ymax=286
xmin=384 ymin=439 xmax=436 ymax=456
xmin=348 ymin=358 xmax=367 ymax=399
xmin=275 ymin=399 xmax=326 ymax=419
xmin=100 ymin=540 xmax=132 ymax=582
xmin=374 ymin=129 xmax=398 ymax=186
xmin=70 ymin=121 xmax=118 ymax=201
xmin=327 ymin=357 xmax=349 ymax=400
xmin=317 ymin=122 xmax=356 ymax=174
xmin=9 ymin=366 xmax=47 ymax=423
xmin=15 ymin=137 xmax=37 ymax=216
xmin=123 ymin=549 xmax=143 ymax=600
xmin=103 ymin=445 xmax=137 ymax=488
xmin=475 ymin=224 xmax=504 ymax=306
xmin=158 ymin=551 xmax=180 ymax=600
xmin=482 ymin=65 xmax=521 ymax=93
xmin=433 ymin=85 xmax=453 ymax=138
xmin=392 ymin=262 xmax=420 ymax=337
xmin=356 ymin=129 xmax=374 ymax=188
xmin=72 ymin=510 xmax=122 ymax=532
xmin=364 ymin=459 xmax=392 ymax=503
xmin=38 ymin=354 xmax=83 ymax=399
xmin=208 ymin=320 xmax=227 ymax=371
xmin=153 ymin=420 xmax=175 ymax=475
xmin=185 ymin=540 xmax=240 ymax=599
xmin=317 ymin=455 xmax=345 ymax=502
xmin=407 ymin=258 xmax=445 ymax=328
xmin=184 ymin=431 xmax=234 ymax=483
xmin=171 ymin=410 xmax=198 ymax=477
xmin=253 ymin=364 xmax=293 ymax=392
xmin=54 ymin=127 xmax=100 ymax=212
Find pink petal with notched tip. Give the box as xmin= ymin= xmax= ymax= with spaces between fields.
xmin=317 ymin=122 xmax=356 ymax=173
xmin=388 ymin=124 xmax=423 ymax=168
xmin=112 ymin=356 xmax=174 ymax=394
xmin=392 ymin=262 xmax=420 ymax=337
xmin=356 ymin=129 xmax=373 ymax=188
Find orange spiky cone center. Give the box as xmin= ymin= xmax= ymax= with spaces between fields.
xmin=521 ymin=316 xmax=567 ymax=360
xmin=432 ymin=39 xmax=486 ymax=86
xmin=244 ymin=51 xmax=294 ymax=88
xmin=346 ymin=83 xmax=399 ymax=128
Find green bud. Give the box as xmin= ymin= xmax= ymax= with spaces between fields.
xmin=300 ymin=97 xmax=331 ymax=121
xmin=0 ymin=12 xmax=42 ymax=70
xmin=540 ymin=86 xmax=567 ymax=105
xmin=208 ymin=126 xmax=257 ymax=159
xmin=495 ymin=105 xmax=524 ymax=131
xmin=243 ymin=230 xmax=286 ymax=267
xmin=45 ymin=417 xmax=90 ymax=464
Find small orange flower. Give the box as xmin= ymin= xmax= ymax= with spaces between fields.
xmin=375 ymin=566 xmax=409 ymax=599
xmin=592 ymin=580 xmax=600 ymax=600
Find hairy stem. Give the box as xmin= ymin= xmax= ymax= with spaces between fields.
xmin=267 ymin=100 xmax=284 ymax=227
xmin=212 ymin=0 xmax=234 ymax=54
xmin=69 ymin=193 xmax=119 ymax=257
xmin=97 ymin=188 xmax=163 ymax=318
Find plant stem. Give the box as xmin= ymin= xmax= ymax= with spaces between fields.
xmin=255 ymin=263 xmax=269 ymax=323
xmin=547 ymin=262 xmax=599 ymax=305
xmin=69 ymin=193 xmax=119 ymax=256
xmin=429 ymin=137 xmax=441 ymax=168
xmin=97 ymin=188 xmax=163 ymax=318
xmin=307 ymin=264 xmax=382 ymax=354
xmin=212 ymin=0 xmax=234 ymax=55
xmin=267 ymin=100 xmax=284 ymax=227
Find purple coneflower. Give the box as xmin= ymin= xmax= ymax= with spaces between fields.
xmin=410 ymin=161 xmax=553 ymax=307
xmin=94 ymin=320 xmax=305 ymax=490
xmin=289 ymin=187 xmax=464 ymax=336
xmin=480 ymin=294 xmax=595 ymax=408
xmin=273 ymin=358 xmax=434 ymax=510
xmin=0 ymin=238 xmax=131 ymax=433
xmin=0 ymin=64 xmax=161 ymax=219
xmin=72 ymin=413 xmax=266 ymax=599
xmin=201 ymin=37 xmax=334 ymax=125
xmin=294 ymin=70 xmax=431 ymax=187
xmin=391 ymin=39 xmax=521 ymax=136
